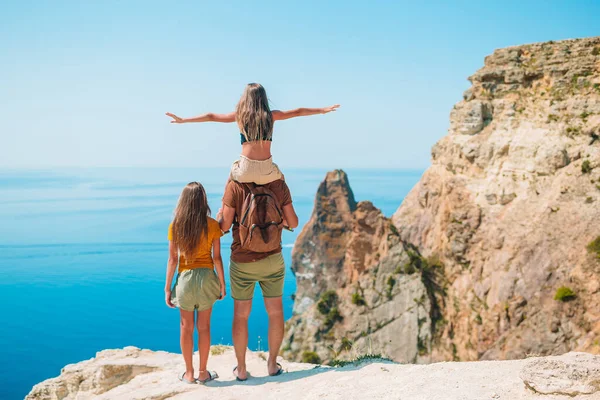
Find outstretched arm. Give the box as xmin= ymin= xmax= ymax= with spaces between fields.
xmin=272 ymin=104 xmax=340 ymax=121
xmin=165 ymin=112 xmax=235 ymax=124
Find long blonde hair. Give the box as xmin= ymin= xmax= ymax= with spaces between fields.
xmin=171 ymin=182 xmax=211 ymax=260
xmin=235 ymin=83 xmax=273 ymax=142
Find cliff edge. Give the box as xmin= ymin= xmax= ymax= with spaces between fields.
xmin=26 ymin=347 xmax=600 ymax=399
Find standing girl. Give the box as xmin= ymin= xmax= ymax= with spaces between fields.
xmin=165 ymin=182 xmax=226 ymax=384
xmin=166 ymin=83 xmax=339 ymax=186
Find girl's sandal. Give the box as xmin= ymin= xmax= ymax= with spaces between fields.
xmin=178 ymin=372 xmax=197 ymax=384
xmin=197 ymin=370 xmax=219 ymax=384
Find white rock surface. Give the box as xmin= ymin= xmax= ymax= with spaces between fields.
xmin=26 ymin=347 xmax=600 ymax=400
xmin=520 ymin=352 xmax=600 ymax=396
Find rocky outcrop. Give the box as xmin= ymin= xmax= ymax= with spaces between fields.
xmin=27 ymin=347 xmax=600 ymax=400
xmin=283 ymin=37 xmax=600 ymax=364
xmin=290 ymin=170 xmax=359 ymax=315
xmin=520 ymin=352 xmax=600 ymax=396
xmin=283 ymin=170 xmax=434 ymax=364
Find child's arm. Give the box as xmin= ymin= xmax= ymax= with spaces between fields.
xmin=273 ymin=104 xmax=340 ymax=121
xmin=164 ymin=240 xmax=178 ymax=308
xmin=166 ymin=112 xmax=236 ymax=124
xmin=212 ymin=237 xmax=226 ymax=299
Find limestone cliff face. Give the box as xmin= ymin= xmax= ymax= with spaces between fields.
xmin=393 ymin=36 xmax=600 ymax=361
xmin=283 ymin=37 xmax=600 ymax=364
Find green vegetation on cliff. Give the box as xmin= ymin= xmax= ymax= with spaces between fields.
xmin=317 ymin=290 xmax=343 ymax=331
xmin=587 ymin=236 xmax=600 ymax=259
xmin=554 ymin=286 xmax=576 ymax=302
xmin=302 ymin=351 xmax=321 ymax=364
xmin=351 ymin=292 xmax=366 ymax=306
xmin=582 ymin=160 xmax=592 ymax=174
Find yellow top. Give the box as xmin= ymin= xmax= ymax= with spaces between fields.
xmin=168 ymin=217 xmax=223 ymax=271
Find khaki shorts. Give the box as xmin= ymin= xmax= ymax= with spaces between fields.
xmin=171 ymin=268 xmax=220 ymax=312
xmin=230 ymin=155 xmax=283 ymax=185
xmin=229 ymin=253 xmax=285 ymax=300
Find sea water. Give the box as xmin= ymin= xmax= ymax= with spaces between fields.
xmin=0 ymin=167 xmax=422 ymax=399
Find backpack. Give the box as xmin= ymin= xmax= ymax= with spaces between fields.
xmin=238 ymin=183 xmax=284 ymax=252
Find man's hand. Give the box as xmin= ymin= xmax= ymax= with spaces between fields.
xmin=165 ymin=289 xmax=175 ymax=308
xmin=219 ymin=283 xmax=227 ymax=300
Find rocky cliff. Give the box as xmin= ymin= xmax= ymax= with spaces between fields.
xmin=283 ymin=170 xmax=435 ymax=364
xmin=26 ymin=347 xmax=600 ymax=399
xmin=283 ymin=36 xmax=600 ymax=364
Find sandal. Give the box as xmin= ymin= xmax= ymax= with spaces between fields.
xmin=269 ymin=362 xmax=284 ymax=376
xmin=178 ymin=372 xmax=197 ymax=384
xmin=233 ymin=366 xmax=248 ymax=382
xmin=198 ymin=370 xmax=219 ymax=384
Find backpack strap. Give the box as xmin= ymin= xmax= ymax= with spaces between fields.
xmin=238 ymin=183 xmax=256 ymax=227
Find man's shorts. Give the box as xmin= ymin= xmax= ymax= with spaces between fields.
xmin=229 ymin=252 xmax=285 ymax=300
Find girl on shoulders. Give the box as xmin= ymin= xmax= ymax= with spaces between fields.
xmin=166 ymin=83 xmax=339 ymax=185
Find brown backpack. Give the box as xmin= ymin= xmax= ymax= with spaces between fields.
xmin=238 ymin=183 xmax=284 ymax=252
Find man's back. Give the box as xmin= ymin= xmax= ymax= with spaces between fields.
xmin=222 ymin=180 xmax=293 ymax=263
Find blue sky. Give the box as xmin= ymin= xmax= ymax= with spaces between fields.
xmin=1 ymin=0 xmax=598 ymax=169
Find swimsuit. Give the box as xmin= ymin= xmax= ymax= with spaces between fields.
xmin=240 ymin=133 xmax=273 ymax=144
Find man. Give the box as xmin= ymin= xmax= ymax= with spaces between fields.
xmin=218 ymin=179 xmax=299 ymax=381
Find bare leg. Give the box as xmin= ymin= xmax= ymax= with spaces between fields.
xmin=196 ymin=307 xmax=213 ymax=381
xmin=232 ymin=299 xmax=252 ymax=380
xmin=264 ymin=296 xmax=284 ymax=375
xmin=179 ymin=309 xmax=196 ymax=382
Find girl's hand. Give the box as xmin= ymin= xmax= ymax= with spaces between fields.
xmin=321 ymin=104 xmax=340 ymax=114
xmin=219 ymin=283 xmax=227 ymax=300
xmin=165 ymin=112 xmax=184 ymax=123
xmin=165 ymin=289 xmax=175 ymax=308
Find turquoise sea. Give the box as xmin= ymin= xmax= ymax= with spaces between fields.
xmin=0 ymin=167 xmax=422 ymax=399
